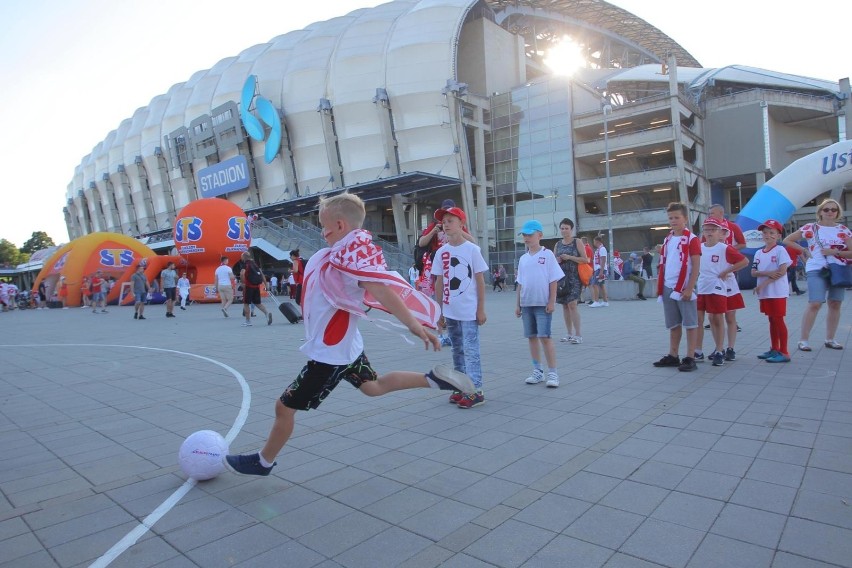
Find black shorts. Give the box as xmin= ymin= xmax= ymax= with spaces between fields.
xmin=243 ymin=286 xmax=261 ymax=305
xmin=164 ymin=287 xmax=176 ymax=301
xmin=281 ymin=352 xmax=377 ymax=410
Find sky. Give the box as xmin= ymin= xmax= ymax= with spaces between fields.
xmin=0 ymin=0 xmax=847 ymax=248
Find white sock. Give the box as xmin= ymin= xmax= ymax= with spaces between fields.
xmin=258 ymin=453 xmax=274 ymax=468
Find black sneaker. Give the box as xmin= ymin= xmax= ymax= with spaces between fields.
xmin=428 ymin=364 xmax=475 ymax=393
xmin=704 ymin=324 xmax=711 ymax=329
xmin=224 ymin=453 xmax=276 ymax=476
xmin=736 ymin=325 xmax=742 ymax=333
xmin=653 ymin=354 xmax=681 ymax=367
xmin=637 ymin=294 xmax=647 ymax=300
xmin=711 ymin=351 xmax=725 ymax=366
xmin=724 ymin=347 xmax=736 ymax=361
xmin=694 ymin=351 xmax=705 ymax=361
xmin=678 ymin=357 xmax=697 ymax=372
xmin=133 ymin=313 xmax=138 ymax=319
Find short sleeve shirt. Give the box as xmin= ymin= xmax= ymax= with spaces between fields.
xmin=517 ymin=247 xmax=564 ymax=307
xmin=430 ymin=241 xmax=488 ymax=320
xmin=753 ymin=244 xmax=791 ymax=299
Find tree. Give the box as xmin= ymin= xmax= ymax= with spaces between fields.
xmin=0 ymin=239 xmax=22 ymax=266
xmin=20 ymin=231 xmax=56 ymax=254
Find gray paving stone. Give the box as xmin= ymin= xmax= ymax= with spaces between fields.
xmin=756 ymin=442 xmax=811 ymax=466
xmin=694 ymin=450 xmax=753 ymax=477
xmin=299 ymin=511 xmax=390 ymax=558
xmin=710 ymin=503 xmax=787 ymax=548
xmin=267 ymin=497 xmax=355 ymax=538
xmin=333 ymin=526 xmax=432 ymax=568
xmin=809 ymin=448 xmax=852 ymax=474
xmin=675 ymin=469 xmax=741 ymax=501
xmin=687 ymin=533 xmax=773 ymax=568
xmin=551 ymin=471 xmax=621 ymax=502
xmin=778 ymin=517 xmax=852 ymax=567
xmin=629 ymin=461 xmax=691 ymax=490
xmin=584 ymin=453 xmax=644 ymax=479
xmin=463 ymin=519 xmax=557 ymax=568
xmin=620 ymin=518 xmax=704 ymax=568
xmin=650 ymin=491 xmax=723 ymax=532
xmin=397 ymin=544 xmax=454 ymax=568
xmin=511 ymin=493 xmax=590 ymax=532
xmin=771 ymin=551 xmax=846 ymax=568
xmin=599 ymin=480 xmax=669 ymax=516
xmin=728 ymin=478 xmax=797 ymax=515
xmin=745 ymin=458 xmax=805 ymax=488
xmin=232 ymin=539 xmax=325 ymax=568
xmin=522 ymin=534 xmax=613 ymax=567
xmin=800 ymin=467 xmax=852 ymax=497
xmin=563 ymin=505 xmax=644 ymax=549
xmin=792 ymin=488 xmax=852 ymax=530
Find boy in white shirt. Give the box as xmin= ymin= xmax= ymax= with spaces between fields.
xmin=752 ymin=219 xmax=792 ymax=363
xmin=225 ymin=193 xmax=476 ymax=476
xmin=653 ymin=202 xmax=702 ymax=372
xmin=516 ymin=220 xmax=565 ymax=387
xmin=694 ymin=218 xmax=748 ymax=366
xmin=431 ymin=207 xmax=488 ymax=408
xmin=589 ymin=236 xmax=609 ymax=307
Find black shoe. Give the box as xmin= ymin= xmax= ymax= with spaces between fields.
xmin=224 ymin=453 xmax=276 ymax=476
xmin=795 ymin=290 xmax=805 ymax=296
xmin=724 ymin=347 xmax=736 ymax=361
xmin=704 ymin=324 xmax=711 ymax=329
xmin=693 ymin=351 xmax=705 ymax=361
xmin=133 ymin=313 xmax=138 ymax=319
xmin=637 ymin=294 xmax=647 ymax=300
xmin=180 ymin=306 xmax=186 ymax=310
xmin=678 ymin=357 xmax=697 ymax=372
xmin=653 ymin=354 xmax=681 ymax=367
xmin=138 ymin=315 xmax=146 ymax=320
xmin=711 ymin=351 xmax=725 ymax=366
xmin=428 ymin=364 xmax=476 ymax=393
xmin=736 ymin=325 xmax=742 ymax=333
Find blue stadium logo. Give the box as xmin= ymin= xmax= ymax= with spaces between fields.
xmin=175 ymin=217 xmax=203 ymax=243
xmin=99 ymin=249 xmax=135 ymax=267
xmin=240 ymin=75 xmax=281 ymax=164
xmin=227 ymin=216 xmax=251 ymax=241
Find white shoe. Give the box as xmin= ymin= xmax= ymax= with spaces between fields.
xmin=560 ymin=336 xmax=574 ymax=343
xmin=589 ymin=302 xmax=602 ymax=308
xmin=431 ymin=364 xmax=476 ymax=393
xmin=601 ymin=301 xmax=609 ymax=307
xmin=546 ymin=372 xmax=559 ymax=388
xmin=525 ymin=369 xmax=544 ymax=384
xmin=570 ymin=336 xmax=583 ymax=344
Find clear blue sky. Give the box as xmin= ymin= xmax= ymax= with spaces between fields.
xmin=0 ymin=0 xmax=846 ymax=247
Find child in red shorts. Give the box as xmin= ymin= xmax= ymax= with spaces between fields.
xmin=752 ymin=219 xmax=792 ymax=363
xmin=695 ymin=218 xmax=748 ymax=366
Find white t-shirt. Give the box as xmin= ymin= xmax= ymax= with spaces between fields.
xmin=299 ymin=254 xmax=365 ymax=365
xmin=517 ymin=247 xmax=564 ymax=307
xmin=753 ymin=244 xmax=791 ymax=299
xmin=177 ymin=277 xmax=190 ymax=291
xmin=270 ymin=276 xmax=278 ymax=288
xmin=593 ymin=245 xmax=608 ymax=272
xmin=697 ymin=242 xmax=744 ymax=296
xmin=429 ymin=241 xmax=488 ymax=321
xmin=214 ymin=264 xmax=233 ymax=286
xmin=663 ymin=232 xmax=700 ymax=290
xmin=800 ymin=223 xmax=851 ymax=272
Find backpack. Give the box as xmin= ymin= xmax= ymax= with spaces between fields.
xmin=245 ymin=262 xmax=263 ymax=285
xmin=413 ymin=244 xmax=435 ymax=273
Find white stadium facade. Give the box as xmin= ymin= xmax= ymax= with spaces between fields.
xmin=63 ymin=0 xmax=851 ymax=274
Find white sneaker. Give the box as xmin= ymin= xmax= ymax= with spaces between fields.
xmin=546 ymin=372 xmax=559 ymax=388
xmin=589 ymin=301 xmax=602 ymax=308
xmin=560 ymin=336 xmax=575 ymax=343
xmin=601 ymin=301 xmax=609 ymax=307
xmin=525 ymin=369 xmax=544 ymax=384
xmin=570 ymin=336 xmax=583 ymax=344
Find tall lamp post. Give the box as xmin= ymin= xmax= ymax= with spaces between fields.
xmin=735 ymin=181 xmax=742 ymax=215
xmin=603 ymin=103 xmax=614 ymax=275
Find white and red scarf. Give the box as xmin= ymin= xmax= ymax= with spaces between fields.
xmin=657 ymin=229 xmax=695 ymax=299
xmin=303 ymin=229 xmax=440 ymax=329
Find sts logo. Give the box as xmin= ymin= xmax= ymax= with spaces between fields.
xmin=100 ymin=249 xmax=135 ymax=267
xmin=227 ymin=216 xmax=251 ymax=241
xmin=53 ymin=252 xmax=69 ymax=272
xmin=175 ymin=217 xmax=203 ymax=243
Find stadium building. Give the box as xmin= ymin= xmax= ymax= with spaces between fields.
xmin=63 ymin=0 xmax=851 ymax=273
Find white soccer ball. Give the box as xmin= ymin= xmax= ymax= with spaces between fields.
xmin=178 ymin=430 xmax=229 ymax=480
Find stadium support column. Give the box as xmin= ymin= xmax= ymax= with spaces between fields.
xmin=667 ymin=55 xmax=690 ymax=214
xmin=317 ymin=99 xmax=344 ymax=189
xmin=443 ymin=80 xmax=478 ymax=242
xmin=117 ymin=164 xmax=139 ymax=235
xmin=374 ymin=88 xmax=412 ymax=252
xmin=133 ymin=156 xmax=157 ymax=233
xmin=155 ymin=147 xmax=178 ymax=226
xmin=101 ymin=174 xmax=123 ymax=234
xmin=472 ymin=104 xmax=488 ymax=248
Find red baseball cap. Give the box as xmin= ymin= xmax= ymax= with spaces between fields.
xmin=435 ymin=207 xmax=466 ymax=224
xmin=757 ymin=219 xmax=784 ymax=233
xmin=703 ymin=217 xmax=728 ymax=230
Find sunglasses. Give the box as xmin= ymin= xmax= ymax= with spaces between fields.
xmin=822 ymin=207 xmax=839 ymax=213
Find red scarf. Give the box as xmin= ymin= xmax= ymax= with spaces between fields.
xmin=303 ymin=229 xmax=440 ymax=329
xmin=657 ymin=229 xmax=694 ymax=297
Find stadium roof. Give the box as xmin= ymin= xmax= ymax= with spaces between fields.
xmin=485 ymin=0 xmax=700 ymax=67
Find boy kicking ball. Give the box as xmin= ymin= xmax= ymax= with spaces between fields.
xmin=752 ymin=219 xmax=792 ymax=363
xmin=225 ymin=193 xmax=475 ymax=476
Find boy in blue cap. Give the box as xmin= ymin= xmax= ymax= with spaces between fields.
xmin=516 ymin=220 xmax=564 ymax=387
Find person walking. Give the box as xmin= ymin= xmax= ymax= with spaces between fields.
xmin=131 ymin=264 xmax=149 ymax=320
xmin=215 ymin=256 xmax=236 ymax=317
xmin=589 ymin=235 xmax=609 ymax=307
xmin=161 ymin=261 xmax=178 ymax=318
xmin=90 ymin=270 xmax=108 ymax=313
xmin=783 ymin=198 xmax=851 ymax=351
xmin=289 ymin=250 xmax=304 ymax=305
xmin=554 ymin=218 xmax=588 ymax=344
xmin=240 ymin=252 xmax=273 ymax=327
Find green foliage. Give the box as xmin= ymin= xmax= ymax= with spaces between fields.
xmin=20 ymin=231 xmax=56 ymax=254
xmin=0 ymin=239 xmax=22 ymax=266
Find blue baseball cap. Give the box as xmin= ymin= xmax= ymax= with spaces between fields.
xmin=519 ymin=220 xmax=544 ymax=235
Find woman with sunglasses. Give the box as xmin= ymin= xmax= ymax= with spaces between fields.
xmin=783 ymin=199 xmax=852 ymax=351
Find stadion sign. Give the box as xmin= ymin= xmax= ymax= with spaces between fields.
xmin=197 ymin=155 xmax=250 ymax=198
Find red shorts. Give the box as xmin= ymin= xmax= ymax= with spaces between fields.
xmin=759 ymin=298 xmax=787 ymax=317
xmin=697 ymin=294 xmax=727 ymax=314
xmin=726 ymin=293 xmax=745 ymax=310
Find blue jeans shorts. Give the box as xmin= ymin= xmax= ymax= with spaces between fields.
xmin=806 ymin=270 xmax=846 ymax=303
xmin=521 ymin=306 xmax=553 ymax=338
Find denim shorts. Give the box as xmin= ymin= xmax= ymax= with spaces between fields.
xmin=806 ymin=270 xmax=846 ymax=303
xmin=661 ymin=287 xmax=699 ymax=330
xmin=592 ymin=272 xmax=607 ymax=285
xmin=521 ymin=306 xmax=553 ymax=338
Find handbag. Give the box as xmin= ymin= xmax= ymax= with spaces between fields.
xmin=577 ymin=262 xmax=593 ymax=286
xmin=827 ymin=262 xmax=852 ymax=288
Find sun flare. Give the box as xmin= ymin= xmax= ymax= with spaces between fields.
xmin=544 ymin=37 xmax=586 ymax=76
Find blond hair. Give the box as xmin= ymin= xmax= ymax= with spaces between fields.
xmin=319 ymin=193 xmax=366 ymax=228
xmin=816 ymin=198 xmax=844 ymax=222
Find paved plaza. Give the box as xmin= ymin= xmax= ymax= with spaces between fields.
xmin=0 ymin=289 xmax=850 ymax=568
